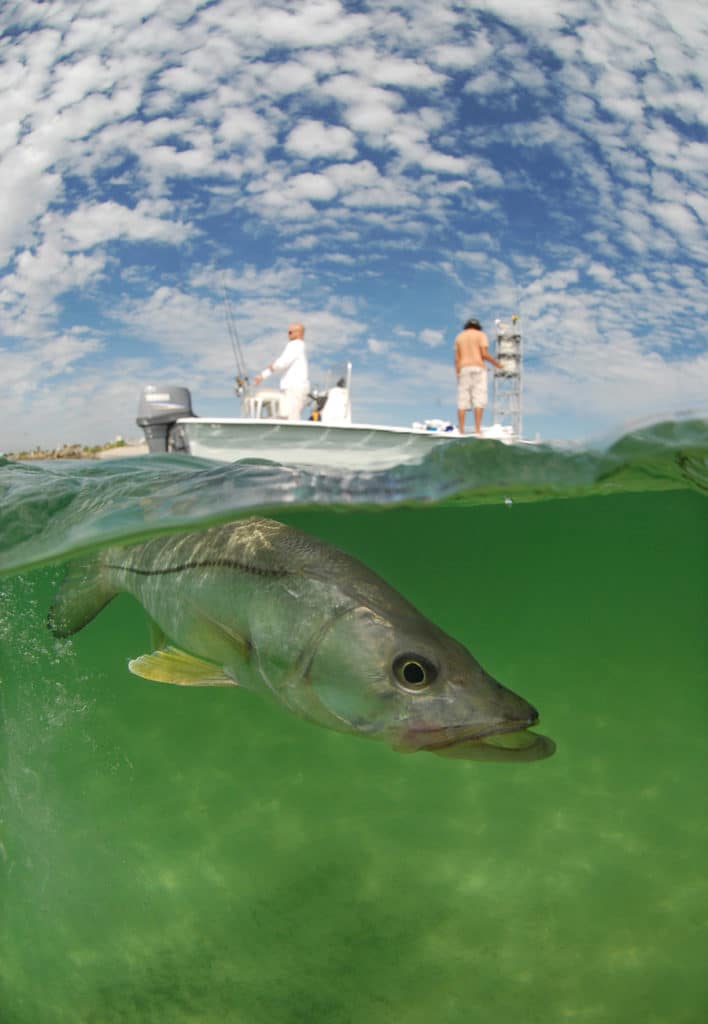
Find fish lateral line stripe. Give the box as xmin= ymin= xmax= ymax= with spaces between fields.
xmin=104 ymin=558 xmax=290 ymax=579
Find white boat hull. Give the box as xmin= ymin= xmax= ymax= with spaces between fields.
xmin=178 ymin=417 xmax=484 ymax=471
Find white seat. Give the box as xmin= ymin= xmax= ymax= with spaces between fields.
xmin=242 ymin=389 xmax=285 ymax=419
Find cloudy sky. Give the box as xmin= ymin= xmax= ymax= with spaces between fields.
xmin=1 ymin=0 xmax=706 ymax=450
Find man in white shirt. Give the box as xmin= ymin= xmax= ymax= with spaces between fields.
xmin=254 ymin=323 xmax=310 ymax=420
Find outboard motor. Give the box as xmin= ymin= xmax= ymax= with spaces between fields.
xmin=137 ymin=385 xmax=195 ymax=453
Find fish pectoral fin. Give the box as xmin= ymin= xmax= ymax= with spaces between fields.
xmin=128 ymin=646 xmax=238 ymax=687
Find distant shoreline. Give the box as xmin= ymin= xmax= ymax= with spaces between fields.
xmin=4 ymin=439 xmax=149 ymax=461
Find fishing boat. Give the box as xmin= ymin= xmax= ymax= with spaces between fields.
xmin=135 ymin=319 xmax=525 ymax=471
xmin=136 ymin=364 xmax=516 ymax=473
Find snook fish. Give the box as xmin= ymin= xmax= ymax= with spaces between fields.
xmin=48 ymin=517 xmax=555 ymax=762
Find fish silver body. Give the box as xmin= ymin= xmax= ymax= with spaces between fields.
xmin=48 ymin=517 xmax=555 ymax=762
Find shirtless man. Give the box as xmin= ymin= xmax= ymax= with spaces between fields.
xmin=454 ymin=318 xmax=502 ymax=435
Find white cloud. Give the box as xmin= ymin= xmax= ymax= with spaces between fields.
xmin=257 ymin=61 xmax=317 ymax=96
xmin=217 ymin=108 xmax=275 ymax=149
xmin=433 ymin=35 xmax=494 ymax=71
xmin=0 ymin=236 xmax=105 ymax=337
xmin=463 ymin=69 xmax=505 ymax=96
xmin=371 ymin=56 xmax=446 ymax=90
xmin=158 ymin=64 xmax=210 ymax=97
xmin=285 ymin=119 xmax=357 ymax=159
xmin=252 ymin=0 xmax=368 ymax=48
xmin=586 ymin=262 xmax=615 ymax=285
xmin=61 ymin=200 xmax=191 ymax=249
xmin=475 ymin=0 xmax=575 ymax=28
xmin=652 ymin=202 xmax=702 ymax=240
xmin=2 ymin=331 xmax=103 ymax=397
xmin=288 ymin=172 xmax=338 ymax=202
xmin=420 ymin=328 xmax=445 ymax=348
xmin=342 ymin=179 xmax=420 ymax=210
xmin=367 ymin=338 xmax=387 ymax=355
xmin=0 ymin=155 xmax=62 ymax=266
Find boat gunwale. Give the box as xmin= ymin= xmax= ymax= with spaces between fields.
xmin=177 ymin=417 xmax=470 ymax=440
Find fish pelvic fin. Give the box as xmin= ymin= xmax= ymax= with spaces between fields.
xmin=48 ymin=556 xmax=117 ymax=638
xmin=128 ymin=645 xmax=238 ymax=687
xmin=147 ymin=616 xmax=167 ymax=651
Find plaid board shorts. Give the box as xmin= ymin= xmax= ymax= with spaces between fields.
xmin=457 ymin=366 xmax=488 ymax=409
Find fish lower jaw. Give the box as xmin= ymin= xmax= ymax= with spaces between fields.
xmin=402 ymin=719 xmax=537 ymax=753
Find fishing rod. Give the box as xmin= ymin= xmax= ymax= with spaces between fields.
xmin=220 ymin=277 xmax=250 ymax=397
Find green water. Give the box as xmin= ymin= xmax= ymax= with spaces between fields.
xmin=1 ymin=485 xmax=706 ymax=1023
xmin=1 ymin=424 xmax=706 ymax=1021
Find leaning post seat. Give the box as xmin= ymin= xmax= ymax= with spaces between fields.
xmin=242 ymin=389 xmax=285 ymax=419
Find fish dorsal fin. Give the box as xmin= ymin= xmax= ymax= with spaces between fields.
xmin=128 ymin=646 xmax=238 ymax=687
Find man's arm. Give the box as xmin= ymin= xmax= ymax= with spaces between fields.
xmin=271 ymin=339 xmax=302 ymax=373
xmin=454 ymin=336 xmax=461 ymax=375
xmin=480 ymin=333 xmax=502 ymax=370
xmin=255 ymin=340 xmax=299 ymax=383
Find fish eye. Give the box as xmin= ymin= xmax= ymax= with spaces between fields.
xmin=392 ymin=653 xmax=437 ymax=692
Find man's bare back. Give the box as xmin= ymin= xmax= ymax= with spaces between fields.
xmin=454 ymin=327 xmax=489 ymax=371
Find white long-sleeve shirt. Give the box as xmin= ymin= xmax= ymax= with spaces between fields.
xmin=271 ymin=338 xmax=309 ymax=393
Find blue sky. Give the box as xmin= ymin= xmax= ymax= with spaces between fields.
xmin=1 ymin=0 xmax=706 ymax=450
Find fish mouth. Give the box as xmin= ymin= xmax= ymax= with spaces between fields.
xmin=404 ymin=720 xmax=556 ymax=763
